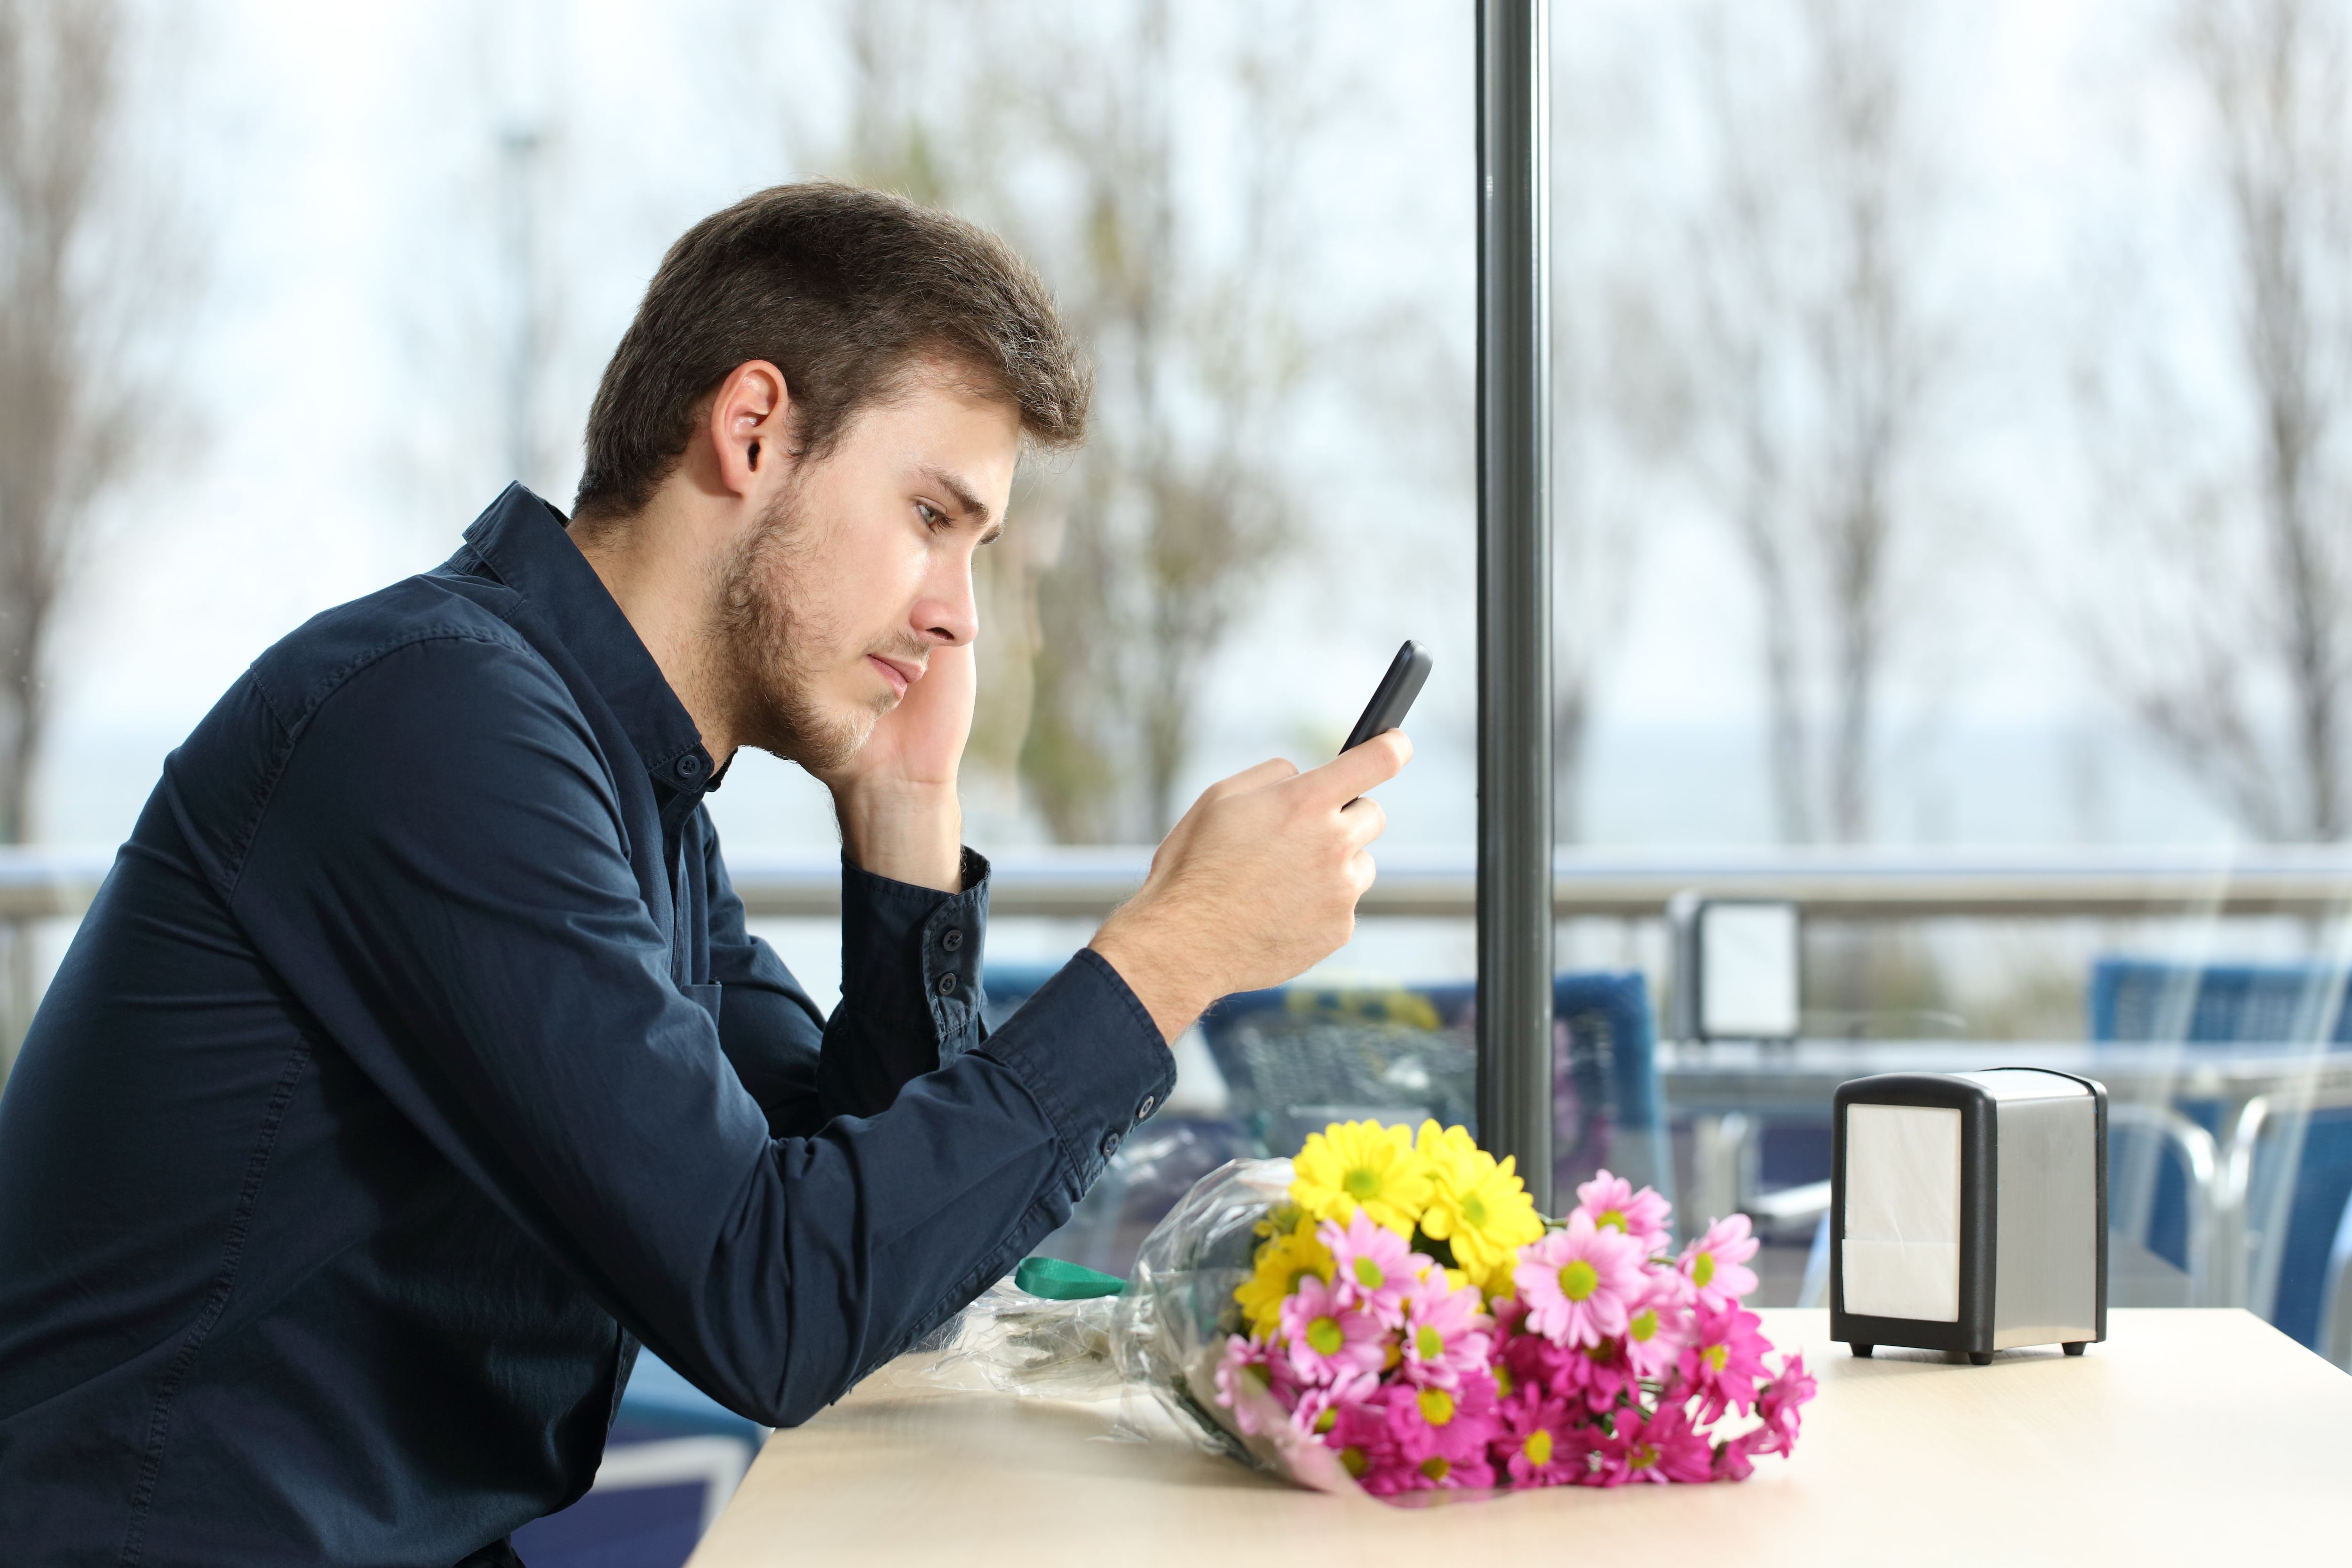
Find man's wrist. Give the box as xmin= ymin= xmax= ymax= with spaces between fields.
xmin=1089 ymin=914 xmax=1218 ymax=1043
xmin=834 ymin=780 xmax=964 ymax=892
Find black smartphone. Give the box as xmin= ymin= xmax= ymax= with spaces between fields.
xmin=1341 ymin=640 xmax=1432 ymax=754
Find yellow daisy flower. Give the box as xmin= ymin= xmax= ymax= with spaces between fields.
xmin=1290 ymin=1120 xmax=1432 ymax=1237
xmin=1414 ymin=1121 xmax=1545 ymax=1292
xmin=1232 ymin=1217 xmax=1335 ymax=1336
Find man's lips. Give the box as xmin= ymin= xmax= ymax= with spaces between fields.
xmin=866 ymin=654 xmax=922 ymax=699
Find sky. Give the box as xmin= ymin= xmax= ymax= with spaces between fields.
xmin=34 ymin=0 xmax=2287 ymax=875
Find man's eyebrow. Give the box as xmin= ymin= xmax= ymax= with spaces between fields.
xmin=919 ymin=466 xmax=997 ymax=541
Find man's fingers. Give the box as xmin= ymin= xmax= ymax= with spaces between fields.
xmin=1338 ymin=794 xmax=1387 ymax=850
xmin=1347 ymin=849 xmax=1378 ymax=898
xmin=1295 ymin=730 xmax=1412 ymax=806
xmin=1198 ymin=756 xmax=1300 ymax=806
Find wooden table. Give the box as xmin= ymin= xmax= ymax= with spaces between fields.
xmin=688 ymin=1309 xmax=2351 ymax=1567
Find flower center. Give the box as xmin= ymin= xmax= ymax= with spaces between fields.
xmin=1340 ymin=1446 xmax=1369 ymax=1479
xmin=1629 ymin=1308 xmax=1659 ymax=1343
xmin=1244 ymin=1363 xmax=1271 ymax=1390
xmin=1314 ymin=1405 xmax=1337 ymax=1434
xmin=1597 ymin=1207 xmax=1627 ymax=1232
xmin=1289 ymin=1266 xmax=1320 ymax=1293
xmin=1415 ymin=1325 xmax=1444 ymax=1361
xmin=1462 ymin=1194 xmax=1488 ymax=1226
xmin=1307 ymin=1316 xmax=1344 ymax=1356
xmin=1692 ymin=1252 xmax=1716 ymax=1289
xmin=1354 ymin=1256 xmax=1385 ymax=1290
xmin=1629 ymin=1443 xmax=1659 ymax=1471
xmin=1704 ymin=1343 xmax=1729 ymax=1373
xmin=1417 ymin=1387 xmax=1455 ymax=1426
xmin=1344 ymin=1167 xmax=1381 ymax=1200
xmin=1419 ymin=1456 xmax=1451 ymax=1482
xmin=1494 ymin=1364 xmax=1514 ymax=1398
xmin=1559 ymin=1259 xmax=1599 ymax=1301
xmin=1525 ymin=1429 xmax=1554 ymax=1467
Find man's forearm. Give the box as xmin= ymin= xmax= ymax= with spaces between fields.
xmin=833 ymin=780 xmax=964 ymax=891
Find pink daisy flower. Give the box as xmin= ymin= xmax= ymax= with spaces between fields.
xmin=1597 ymin=1399 xmax=1715 ymax=1486
xmin=1374 ymin=1373 xmax=1500 ymax=1493
xmin=1398 ymin=1268 xmax=1494 ymax=1389
xmin=1679 ymin=1300 xmax=1772 ymax=1423
xmin=1575 ymin=1337 xmax=1635 ymax=1416
xmin=1278 ymin=1274 xmax=1387 ymax=1385
xmin=1619 ymin=1277 xmax=1691 ymax=1383
xmin=1212 ymin=1335 xmax=1287 ymax=1436
xmin=1320 ymin=1211 xmax=1428 ymax=1327
xmin=1679 ymin=1213 xmax=1761 ymax=1309
xmin=1712 ymin=1426 xmax=1771 ymax=1482
xmin=1754 ymin=1353 xmax=1818 ymax=1457
xmin=1575 ymin=1170 xmax=1673 ymax=1256
xmin=1493 ymin=1386 xmax=1588 ymax=1487
xmin=1287 ymin=1366 xmax=1380 ymax=1441
xmin=1326 ymin=1400 xmax=1412 ymax=1494
xmin=1513 ymin=1212 xmax=1645 ymax=1349
xmin=1500 ymin=1314 xmax=1592 ymax=1405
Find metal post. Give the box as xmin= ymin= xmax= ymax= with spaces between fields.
xmin=1475 ymin=0 xmax=1554 ymax=1212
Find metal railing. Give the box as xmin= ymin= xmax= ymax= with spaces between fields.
xmin=13 ymin=844 xmax=2352 ymax=925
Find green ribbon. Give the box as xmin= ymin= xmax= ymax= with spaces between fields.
xmin=1014 ymin=1256 xmax=1127 ymax=1299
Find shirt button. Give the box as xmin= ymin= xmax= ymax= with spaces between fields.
xmin=1099 ymin=1130 xmax=1122 ymax=1160
xmin=676 ymin=754 xmax=701 ymax=778
xmin=1136 ymin=1094 xmax=1156 ymax=1122
xmin=935 ymin=972 xmax=959 ymax=996
xmin=941 ymin=928 xmax=964 ymax=952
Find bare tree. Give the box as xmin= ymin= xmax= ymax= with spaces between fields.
xmin=792 ymin=0 xmax=1324 ymax=843
xmin=1682 ymin=0 xmax=1945 ymax=843
xmin=1549 ymin=34 xmax=1688 ymax=843
xmin=2080 ymin=0 xmax=2352 ymax=840
xmin=1001 ymin=0 xmax=1322 ymax=840
xmin=0 ymin=0 xmax=186 ymax=846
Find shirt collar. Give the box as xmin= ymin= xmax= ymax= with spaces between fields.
xmin=453 ymin=484 xmax=720 ymax=795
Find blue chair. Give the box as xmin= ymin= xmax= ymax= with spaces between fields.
xmin=2090 ymin=956 xmax=2352 ymax=1046
xmin=2090 ymin=955 xmax=2352 ymax=1347
xmin=511 ymin=1353 xmax=761 ymax=1568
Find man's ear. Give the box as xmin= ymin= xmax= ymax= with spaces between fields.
xmin=706 ymin=360 xmax=791 ymax=498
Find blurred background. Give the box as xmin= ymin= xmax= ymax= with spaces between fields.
xmin=7 ymin=0 xmax=2352 ymax=1558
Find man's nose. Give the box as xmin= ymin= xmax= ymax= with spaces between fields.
xmin=916 ymin=559 xmax=979 ymax=647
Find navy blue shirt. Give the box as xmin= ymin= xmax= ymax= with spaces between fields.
xmin=0 ymin=486 xmax=1173 ymax=1567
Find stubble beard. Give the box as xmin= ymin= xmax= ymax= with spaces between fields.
xmin=711 ymin=486 xmax=881 ymax=774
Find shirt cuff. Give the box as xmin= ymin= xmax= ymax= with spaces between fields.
xmin=837 ymin=849 xmax=990 ymax=1057
xmin=973 ymin=948 xmax=1177 ymax=1195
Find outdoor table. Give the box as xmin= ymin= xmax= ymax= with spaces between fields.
xmin=1659 ymin=1039 xmax=2352 ymax=1305
xmin=686 ymin=1309 xmax=2351 ymax=1567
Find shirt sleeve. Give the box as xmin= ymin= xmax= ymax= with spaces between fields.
xmin=698 ymin=824 xmax=994 ymax=1138
xmin=229 ymin=635 xmax=1175 ymax=1428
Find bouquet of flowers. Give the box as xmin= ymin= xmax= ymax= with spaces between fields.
xmin=1168 ymin=1119 xmax=1816 ymax=1498
xmin=932 ymin=1118 xmax=1812 ymax=1501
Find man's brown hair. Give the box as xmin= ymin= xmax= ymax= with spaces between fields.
xmin=572 ymin=182 xmax=1089 ymax=521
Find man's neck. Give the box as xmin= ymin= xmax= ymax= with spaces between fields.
xmin=568 ymin=504 xmax=738 ymax=765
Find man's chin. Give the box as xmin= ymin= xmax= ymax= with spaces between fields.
xmin=757 ymin=705 xmax=876 ymax=776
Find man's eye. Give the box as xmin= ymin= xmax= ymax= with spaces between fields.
xmin=916 ymin=501 xmax=944 ymax=529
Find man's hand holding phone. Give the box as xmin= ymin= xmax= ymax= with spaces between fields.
xmin=1089 ymin=730 xmax=1412 ymax=1041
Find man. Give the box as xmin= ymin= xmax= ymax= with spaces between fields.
xmin=0 ymin=184 xmax=1407 ymax=1565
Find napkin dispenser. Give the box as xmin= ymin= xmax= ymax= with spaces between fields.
xmin=1830 ymin=1068 xmax=2106 ymax=1364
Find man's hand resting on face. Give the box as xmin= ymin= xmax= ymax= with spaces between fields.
xmin=1089 ymin=730 xmax=1412 ymax=1041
